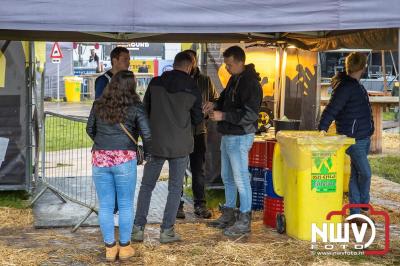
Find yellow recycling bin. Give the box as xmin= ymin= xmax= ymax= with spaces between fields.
xmin=327 ymin=122 xmax=351 ymax=193
xmin=272 ymin=131 xmax=354 ymax=240
xmin=343 ymin=154 xmax=351 ymax=193
xmin=64 ymin=76 xmax=83 ymax=102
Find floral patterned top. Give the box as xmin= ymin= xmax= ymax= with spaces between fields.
xmin=92 ymin=150 xmax=136 ymax=167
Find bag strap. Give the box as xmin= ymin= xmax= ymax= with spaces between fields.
xmin=104 ymin=72 xmax=112 ymax=82
xmin=119 ymin=123 xmax=138 ymax=145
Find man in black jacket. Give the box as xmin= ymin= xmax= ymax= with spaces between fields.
xmin=176 ymin=49 xmax=219 ymax=219
xmin=206 ymin=46 xmax=262 ymax=237
xmin=132 ymin=52 xmax=203 ymax=243
xmin=318 ymin=52 xmax=374 ymax=218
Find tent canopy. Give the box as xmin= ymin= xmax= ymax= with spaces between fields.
xmin=0 ymin=0 xmax=400 ymax=50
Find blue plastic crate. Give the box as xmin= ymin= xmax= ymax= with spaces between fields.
xmin=264 ymin=170 xmax=282 ymax=199
xmin=249 ymin=167 xmax=266 ymax=210
xmin=251 ymin=191 xmax=264 ymax=210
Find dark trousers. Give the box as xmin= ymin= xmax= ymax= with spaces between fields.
xmin=135 ymin=155 xmax=189 ymax=229
xmin=188 ymin=133 xmax=207 ymax=207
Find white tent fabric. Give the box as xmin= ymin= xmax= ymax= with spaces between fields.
xmin=1 ymin=0 xmax=400 ymax=33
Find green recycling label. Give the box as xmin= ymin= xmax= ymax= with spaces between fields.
xmin=311 ymin=151 xmax=337 ymax=193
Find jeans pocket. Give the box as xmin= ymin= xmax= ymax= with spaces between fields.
xmin=241 ymin=134 xmax=254 ymax=151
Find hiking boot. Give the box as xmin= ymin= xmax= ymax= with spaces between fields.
xmin=194 ymin=205 xmax=212 ymax=219
xmin=119 ymin=242 xmax=135 ymax=261
xmin=176 ymin=201 xmax=186 ymax=219
xmin=105 ymin=242 xmax=118 ymax=262
xmin=224 ymin=212 xmax=251 ymax=237
xmin=207 ymin=206 xmax=237 ymax=229
xmin=131 ymin=225 xmax=145 ymax=242
xmin=347 ymin=213 xmax=375 ymax=228
xmin=160 ymin=227 xmax=181 ymax=243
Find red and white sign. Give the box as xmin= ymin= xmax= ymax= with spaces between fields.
xmin=50 ymin=42 xmax=63 ymax=59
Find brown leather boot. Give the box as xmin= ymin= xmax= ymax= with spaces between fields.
xmin=105 ymin=242 xmax=118 ymax=262
xmin=119 ymin=242 xmax=135 ymax=261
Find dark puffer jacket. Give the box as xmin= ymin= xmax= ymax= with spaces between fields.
xmin=318 ymin=72 xmax=374 ymax=139
xmin=215 ymin=64 xmax=263 ymax=135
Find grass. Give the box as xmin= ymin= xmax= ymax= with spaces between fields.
xmin=0 ymin=191 xmax=30 ymax=209
xmin=370 ymin=155 xmax=400 ymax=184
xmin=183 ymin=178 xmax=226 ymax=209
xmin=45 ymin=116 xmax=92 ymax=152
xmin=383 ymin=111 xmax=398 ymax=121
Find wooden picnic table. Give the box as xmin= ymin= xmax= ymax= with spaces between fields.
xmin=320 ymin=96 xmax=399 ymax=153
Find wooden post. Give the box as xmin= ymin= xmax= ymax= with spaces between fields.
xmin=381 ymin=50 xmax=388 ymax=93
xmin=370 ymin=103 xmax=382 ymax=153
xmin=88 ymin=76 xmax=95 ymax=100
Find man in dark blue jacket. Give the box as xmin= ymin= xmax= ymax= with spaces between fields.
xmin=318 ymin=52 xmax=374 ymax=218
xmin=95 ymin=47 xmax=130 ymax=99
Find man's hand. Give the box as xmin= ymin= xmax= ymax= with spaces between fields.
xmin=210 ymin=111 xmax=224 ymax=121
xmin=319 ymin=130 xmax=327 ymax=136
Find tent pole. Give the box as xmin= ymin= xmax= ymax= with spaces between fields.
xmin=398 ymin=29 xmax=400 ymax=129
xmin=274 ymin=48 xmax=280 ymax=119
xmin=279 ymin=48 xmax=287 ymax=118
xmin=27 ymin=41 xmax=34 ymax=191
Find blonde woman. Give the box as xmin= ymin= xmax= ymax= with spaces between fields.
xmin=318 ymin=52 xmax=374 ymax=220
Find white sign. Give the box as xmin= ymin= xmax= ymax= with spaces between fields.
xmin=117 ymin=42 xmax=150 ymax=50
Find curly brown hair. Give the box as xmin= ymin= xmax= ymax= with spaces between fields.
xmin=95 ymin=70 xmax=141 ymax=124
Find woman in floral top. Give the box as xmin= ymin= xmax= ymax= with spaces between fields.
xmin=86 ymin=70 xmax=151 ymax=262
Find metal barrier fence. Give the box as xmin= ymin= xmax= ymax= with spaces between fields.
xmin=44 ymin=75 xmax=97 ymax=100
xmin=45 ymin=74 xmax=153 ymax=101
xmin=31 ymin=111 xmax=97 ymax=232
xmin=44 ymin=75 xmax=66 ymax=99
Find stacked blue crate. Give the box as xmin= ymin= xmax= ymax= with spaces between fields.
xmin=264 ymin=170 xmax=282 ymax=199
xmin=249 ymin=167 xmax=266 ymax=210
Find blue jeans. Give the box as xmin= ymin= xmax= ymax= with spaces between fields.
xmin=346 ymin=138 xmax=372 ymax=215
xmin=220 ymin=134 xmax=255 ymax=213
xmin=93 ymin=160 xmax=137 ymax=245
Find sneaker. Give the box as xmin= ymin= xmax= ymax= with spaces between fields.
xmin=194 ymin=205 xmax=212 ymax=219
xmin=176 ymin=201 xmax=186 ymax=219
xmin=131 ymin=225 xmax=145 ymax=242
xmin=105 ymin=242 xmax=118 ymax=262
xmin=160 ymin=227 xmax=181 ymax=244
xmin=119 ymin=242 xmax=135 ymax=261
